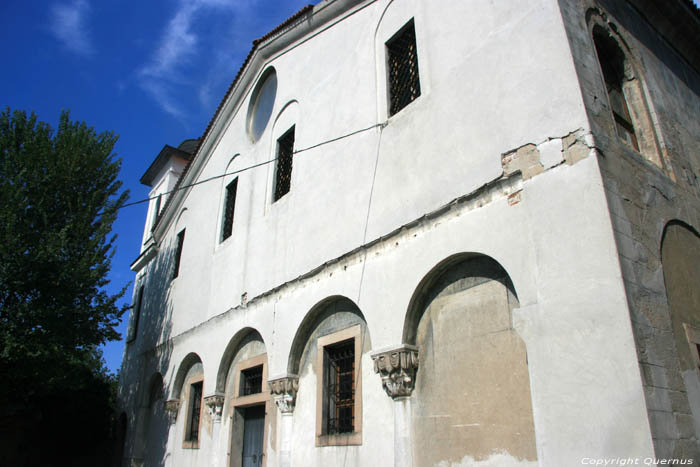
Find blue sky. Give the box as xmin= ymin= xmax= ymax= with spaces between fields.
xmin=0 ymin=0 xmax=312 ymax=374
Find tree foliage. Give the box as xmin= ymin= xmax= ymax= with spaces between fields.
xmin=0 ymin=108 xmax=129 ymax=465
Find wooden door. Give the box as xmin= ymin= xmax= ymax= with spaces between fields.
xmin=241 ymin=405 xmax=265 ymax=467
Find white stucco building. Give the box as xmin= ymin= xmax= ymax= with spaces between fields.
xmin=117 ymin=0 xmax=700 ymax=466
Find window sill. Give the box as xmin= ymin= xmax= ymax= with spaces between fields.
xmin=316 ymin=431 xmax=362 ymax=447
xmin=182 ymin=440 xmax=199 ymax=449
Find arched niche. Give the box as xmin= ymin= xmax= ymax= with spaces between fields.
xmin=138 ymin=372 xmax=168 ymax=467
xmin=287 ymin=296 xmax=371 ymax=447
xmin=218 ymin=328 xmax=270 ymax=467
xmin=287 ymin=296 xmax=369 ymax=376
xmin=216 ymin=327 xmax=267 ymax=395
xmin=404 ymin=253 xmax=537 ymax=466
xmin=661 ymin=221 xmax=700 ymax=438
xmin=171 ymin=352 xmax=203 ymax=400
xmin=144 ymin=372 xmax=164 ymax=408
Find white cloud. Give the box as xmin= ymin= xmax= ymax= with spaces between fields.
xmin=49 ymin=0 xmax=95 ymax=57
xmin=138 ymin=0 xmax=250 ymax=118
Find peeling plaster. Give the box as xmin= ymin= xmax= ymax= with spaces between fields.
xmin=435 ymin=451 xmax=539 ymax=467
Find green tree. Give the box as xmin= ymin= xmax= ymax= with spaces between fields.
xmin=0 ymin=108 xmax=129 ymax=466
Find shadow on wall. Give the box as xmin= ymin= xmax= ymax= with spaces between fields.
xmin=115 ymin=240 xmax=178 ymax=467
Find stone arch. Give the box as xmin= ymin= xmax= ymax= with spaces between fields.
xmin=586 ymin=8 xmax=665 ymax=168
xmin=287 ymin=295 xmax=369 ymax=375
xmin=285 ymin=296 xmax=372 ymax=450
xmin=216 ymin=327 xmax=267 ymax=394
xmin=403 ymin=252 xmax=517 ymax=344
xmin=144 ymin=372 xmax=164 ymax=409
xmin=171 ymin=352 xmax=203 ymax=400
xmin=404 ymin=253 xmax=537 ymax=466
xmin=135 ymin=372 xmax=168 ymax=466
xmin=661 ymin=220 xmax=700 ymax=440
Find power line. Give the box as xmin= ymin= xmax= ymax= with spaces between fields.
xmin=116 ymin=122 xmax=386 ymax=211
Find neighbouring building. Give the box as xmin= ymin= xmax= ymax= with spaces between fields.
xmin=117 ymin=0 xmax=700 ymax=466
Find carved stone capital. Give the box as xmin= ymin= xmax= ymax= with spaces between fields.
xmin=269 ymin=375 xmax=299 ymax=414
xmin=204 ymin=394 xmax=225 ymax=423
xmin=164 ymin=399 xmax=180 ymax=424
xmin=371 ymin=345 xmax=419 ymax=399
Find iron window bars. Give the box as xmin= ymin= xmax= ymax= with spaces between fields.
xmin=274 ymin=126 xmax=295 ymax=202
xmin=241 ymin=365 xmax=263 ymax=396
xmin=222 ymin=178 xmax=238 ymax=241
xmin=325 ymin=339 xmax=355 ymax=434
xmin=187 ymin=381 xmax=203 ymax=442
xmin=387 ymin=20 xmax=421 ymax=116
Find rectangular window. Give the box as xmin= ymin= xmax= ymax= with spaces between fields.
xmin=241 ymin=365 xmax=263 ymax=396
xmin=126 ymin=285 xmax=144 ymax=343
xmin=186 ymin=381 xmax=203 ymax=443
xmin=387 ymin=19 xmax=421 ymax=116
xmin=316 ymin=325 xmax=362 ymax=446
xmin=173 ymin=229 xmax=185 ymax=279
xmin=273 ymin=126 xmax=295 ymax=202
xmin=222 ymin=178 xmax=238 ymax=241
xmin=325 ymin=339 xmax=355 ymax=434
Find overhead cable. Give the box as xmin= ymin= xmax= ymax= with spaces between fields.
xmin=116 ymin=121 xmax=386 ymax=211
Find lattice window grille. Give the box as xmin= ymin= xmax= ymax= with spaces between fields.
xmin=325 ymin=339 xmax=355 ymax=434
xmin=274 ymin=126 xmax=295 ymax=202
xmin=222 ymin=178 xmax=238 ymax=241
xmin=241 ymin=365 xmax=263 ymax=396
xmin=387 ymin=20 xmax=421 ymax=116
xmin=188 ymin=382 xmax=203 ymax=442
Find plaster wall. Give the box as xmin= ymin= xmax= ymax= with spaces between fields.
xmin=136 ymin=0 xmax=589 ymax=338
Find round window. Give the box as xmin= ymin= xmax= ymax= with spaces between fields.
xmin=247 ymin=67 xmax=277 ymax=142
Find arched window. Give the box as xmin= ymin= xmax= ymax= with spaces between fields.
xmin=591 ymin=22 xmax=663 ymax=168
xmin=593 ymin=26 xmax=638 ymax=151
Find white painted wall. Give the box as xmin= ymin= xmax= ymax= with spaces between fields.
xmin=119 ymin=0 xmax=658 ymax=465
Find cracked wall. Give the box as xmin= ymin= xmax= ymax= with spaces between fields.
xmin=501 ymin=128 xmax=593 ymax=181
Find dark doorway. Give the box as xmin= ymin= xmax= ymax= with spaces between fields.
xmin=241 ymin=405 xmax=265 ymax=467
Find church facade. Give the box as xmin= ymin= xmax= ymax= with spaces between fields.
xmin=118 ymin=0 xmax=700 ymax=466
